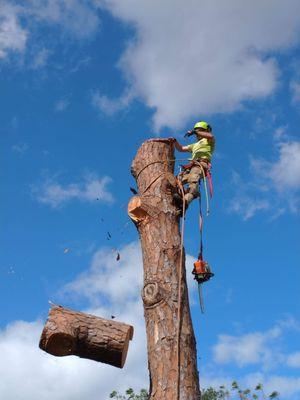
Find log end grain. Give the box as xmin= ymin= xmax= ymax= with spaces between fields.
xmin=119 ymin=328 xmax=134 ymax=368
xmin=41 ymin=332 xmax=76 ymax=357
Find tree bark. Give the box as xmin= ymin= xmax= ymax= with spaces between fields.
xmin=128 ymin=139 xmax=200 ymax=399
xmin=39 ymin=306 xmax=133 ymax=368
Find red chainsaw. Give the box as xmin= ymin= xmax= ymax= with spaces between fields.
xmin=192 ymin=256 xmax=214 ymax=313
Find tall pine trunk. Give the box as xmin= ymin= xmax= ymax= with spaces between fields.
xmin=128 ymin=139 xmax=200 ymax=400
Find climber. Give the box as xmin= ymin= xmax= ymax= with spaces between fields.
xmin=170 ymin=121 xmax=215 ymax=207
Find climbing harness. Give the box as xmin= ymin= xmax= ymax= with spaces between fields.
xmin=178 ymin=159 xmax=212 ymax=214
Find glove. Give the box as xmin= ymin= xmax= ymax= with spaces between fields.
xmin=184 ymin=130 xmax=194 ymax=138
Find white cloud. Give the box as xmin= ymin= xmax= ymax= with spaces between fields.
xmin=227 ymin=171 xmax=270 ymax=220
xmin=32 ymin=173 xmax=114 ymax=208
xmin=212 ymin=319 xmax=300 ymax=377
xmin=228 ymin=140 xmax=300 ymax=219
xmin=287 ymin=352 xmax=300 ymax=368
xmin=11 ymin=142 xmax=29 ymax=155
xmin=0 ymin=1 xmax=100 ymax=64
xmin=212 ymin=326 xmax=283 ymax=369
xmin=99 ymin=0 xmax=300 ymax=129
xmin=54 ymin=97 xmax=70 ymax=112
xmin=250 ymin=141 xmax=300 ymax=192
xmin=268 ymin=142 xmax=300 ymax=191
xmin=70 ymin=56 xmax=92 ymax=73
xmin=62 ymin=241 xmax=143 ymax=307
xmin=273 ymin=125 xmax=289 ymax=141
xmin=92 ymin=90 xmax=133 ymax=116
xmin=245 ymin=373 xmax=300 ymax=399
xmin=30 ymin=47 xmax=51 ymax=69
xmin=24 ymin=0 xmax=100 ymax=39
xmin=0 ymin=3 xmax=27 ymax=59
xmin=228 ymin=193 xmax=270 ymax=220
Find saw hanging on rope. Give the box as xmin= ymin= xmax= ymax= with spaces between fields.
xmin=176 ymin=164 xmax=214 ymax=314
xmin=192 ymin=166 xmax=214 ymax=313
xmin=192 ymin=258 xmax=214 ymax=313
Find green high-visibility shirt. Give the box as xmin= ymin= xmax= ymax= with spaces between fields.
xmin=187 ymin=138 xmax=215 ymax=161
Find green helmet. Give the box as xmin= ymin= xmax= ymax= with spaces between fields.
xmin=194 ymin=121 xmax=209 ymax=130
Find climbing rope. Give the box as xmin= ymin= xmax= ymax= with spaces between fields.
xmin=136 ymin=158 xmax=203 ymax=197
xmin=135 ymin=159 xmax=173 ymax=196
xmin=198 ymin=163 xmax=210 ymax=216
xmin=140 ymin=172 xmax=166 ymax=195
xmin=135 ymin=160 xmax=170 ymax=180
xmin=135 ymin=158 xmax=194 ymax=182
xmin=175 ymin=176 xmax=187 ymax=400
xmin=198 ymin=187 xmax=204 ymax=259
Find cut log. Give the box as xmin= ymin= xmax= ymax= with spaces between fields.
xmin=128 ymin=139 xmax=200 ymax=399
xmin=39 ymin=306 xmax=134 ymax=368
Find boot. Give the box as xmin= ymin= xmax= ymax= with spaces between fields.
xmin=173 ymin=192 xmax=184 ymax=217
xmin=173 ymin=192 xmax=183 ymax=208
xmin=184 ymin=192 xmax=194 ymax=206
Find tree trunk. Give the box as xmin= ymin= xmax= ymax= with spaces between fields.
xmin=39 ymin=305 xmax=133 ymax=368
xmin=128 ymin=139 xmax=200 ymax=399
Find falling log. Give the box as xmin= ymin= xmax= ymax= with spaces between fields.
xmin=128 ymin=139 xmax=200 ymax=399
xmin=39 ymin=306 xmax=134 ymax=368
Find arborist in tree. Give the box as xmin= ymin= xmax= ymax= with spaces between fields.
xmin=170 ymin=121 xmax=215 ymax=208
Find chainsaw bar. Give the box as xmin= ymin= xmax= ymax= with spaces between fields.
xmin=197 ymin=283 xmax=205 ymax=314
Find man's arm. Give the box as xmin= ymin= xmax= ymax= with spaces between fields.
xmin=170 ymin=138 xmax=190 ymax=152
xmin=198 ymin=131 xmax=215 ymax=142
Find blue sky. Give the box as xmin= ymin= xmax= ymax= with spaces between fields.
xmin=1 ymin=1 xmax=300 ymax=399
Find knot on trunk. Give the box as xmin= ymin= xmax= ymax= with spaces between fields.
xmin=142 ymin=281 xmax=166 ymax=308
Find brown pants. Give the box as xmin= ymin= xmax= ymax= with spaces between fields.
xmin=180 ymin=161 xmax=208 ymax=205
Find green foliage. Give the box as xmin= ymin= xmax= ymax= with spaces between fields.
xmin=109 ymin=382 xmax=279 ymax=400
xmin=202 ymin=387 xmax=219 ymax=400
xmin=109 ymin=388 xmax=148 ymax=400
xmin=197 ymin=382 xmax=279 ymax=400
xmin=202 ymin=386 xmax=231 ymax=399
xmin=269 ymin=392 xmax=279 ymax=399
